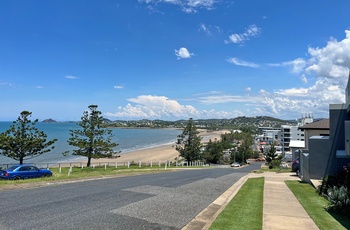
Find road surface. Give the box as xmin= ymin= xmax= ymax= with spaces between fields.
xmin=0 ymin=163 xmax=261 ymax=230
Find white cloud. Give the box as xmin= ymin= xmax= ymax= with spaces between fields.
xmin=196 ymin=92 xmax=261 ymax=104
xmin=268 ymin=58 xmax=306 ymax=73
xmin=199 ymin=23 xmax=211 ymax=35
xmin=65 ymin=75 xmax=78 ymax=79
xmin=105 ymin=95 xmax=245 ymax=120
xmin=199 ymin=23 xmax=221 ymax=35
xmin=0 ymin=81 xmax=13 ymax=87
xmin=227 ymin=57 xmax=259 ymax=68
xmin=259 ymin=78 xmax=344 ymax=117
xmin=105 ymin=30 xmax=350 ymax=120
xmin=226 ymin=25 xmax=261 ymax=44
xmin=139 ymin=0 xmax=217 ymax=13
xmin=175 ymin=47 xmax=194 ymax=59
xmin=305 ymin=30 xmax=350 ymax=79
xmin=300 ymin=74 xmax=308 ymax=84
xmin=114 ymin=85 xmax=124 ymax=89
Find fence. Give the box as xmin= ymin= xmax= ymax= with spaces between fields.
xmin=0 ymin=160 xmax=207 ymax=170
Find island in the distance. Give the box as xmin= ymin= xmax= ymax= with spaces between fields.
xmin=42 ymin=118 xmax=57 ymax=123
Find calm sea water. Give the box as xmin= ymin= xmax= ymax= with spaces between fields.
xmin=0 ymin=122 xmax=181 ymax=164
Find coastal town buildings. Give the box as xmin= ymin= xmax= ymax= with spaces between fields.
xmin=280 ymin=115 xmax=313 ymax=153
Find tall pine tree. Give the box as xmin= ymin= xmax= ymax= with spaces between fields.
xmin=175 ymin=118 xmax=202 ymax=163
xmin=0 ymin=111 xmax=57 ymax=164
xmin=67 ymin=105 xmax=119 ymax=167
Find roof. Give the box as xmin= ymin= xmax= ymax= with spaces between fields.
xmin=299 ymin=118 xmax=329 ymax=130
xmin=289 ymin=140 xmax=305 ymax=148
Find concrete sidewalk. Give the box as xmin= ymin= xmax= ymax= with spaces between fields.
xmin=252 ymin=172 xmax=319 ymax=230
xmin=183 ymin=172 xmax=319 ymax=230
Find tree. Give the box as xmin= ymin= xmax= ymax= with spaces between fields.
xmin=265 ymin=143 xmax=282 ymax=168
xmin=67 ymin=105 xmax=119 ymax=167
xmin=202 ymin=140 xmax=225 ymax=164
xmin=0 ymin=111 xmax=57 ymax=164
xmin=175 ymin=118 xmax=202 ymax=163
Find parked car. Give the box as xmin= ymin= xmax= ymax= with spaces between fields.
xmin=291 ymin=158 xmax=300 ymax=174
xmin=0 ymin=164 xmax=52 ymax=180
xmin=231 ymin=162 xmax=241 ymax=167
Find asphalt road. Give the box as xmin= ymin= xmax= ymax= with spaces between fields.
xmin=0 ymin=163 xmax=262 ymax=230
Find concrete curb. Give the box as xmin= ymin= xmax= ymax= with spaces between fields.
xmin=182 ymin=173 xmax=252 ymax=230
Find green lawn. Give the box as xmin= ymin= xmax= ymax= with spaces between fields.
xmin=210 ymin=177 xmax=264 ymax=230
xmin=0 ymin=165 xmax=175 ymax=187
xmin=286 ymin=181 xmax=350 ymax=230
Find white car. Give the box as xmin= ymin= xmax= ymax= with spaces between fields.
xmin=231 ymin=162 xmax=241 ymax=167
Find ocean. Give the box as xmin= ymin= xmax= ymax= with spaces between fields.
xmin=0 ymin=122 xmax=182 ymax=164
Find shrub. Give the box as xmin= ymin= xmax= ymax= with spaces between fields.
xmin=326 ymin=186 xmax=350 ymax=216
xmin=320 ymin=163 xmax=350 ymax=217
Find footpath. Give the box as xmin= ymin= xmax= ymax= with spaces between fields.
xmin=183 ymin=171 xmax=319 ymax=230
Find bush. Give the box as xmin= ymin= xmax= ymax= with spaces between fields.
xmin=320 ymin=163 xmax=350 ymax=217
xmin=326 ymin=186 xmax=350 ymax=216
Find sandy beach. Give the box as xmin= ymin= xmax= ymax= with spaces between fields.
xmin=89 ymin=129 xmax=230 ymax=164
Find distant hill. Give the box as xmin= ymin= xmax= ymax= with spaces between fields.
xmin=107 ymin=116 xmax=298 ymax=133
xmin=40 ymin=116 xmax=301 ymax=133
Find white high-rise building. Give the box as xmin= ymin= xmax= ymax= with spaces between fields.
xmin=280 ymin=115 xmax=313 ymax=153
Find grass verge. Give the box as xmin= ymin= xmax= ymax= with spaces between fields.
xmin=254 ymin=164 xmax=291 ymax=174
xmin=286 ymin=181 xmax=350 ymax=230
xmin=0 ymin=165 xmax=179 ymax=188
xmin=210 ymin=177 xmax=264 ymax=230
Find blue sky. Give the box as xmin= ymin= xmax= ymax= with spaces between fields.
xmin=1 ymin=0 xmax=350 ymax=121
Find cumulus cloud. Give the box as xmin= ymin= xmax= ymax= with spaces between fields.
xmin=226 ymin=25 xmax=261 ymax=44
xmin=305 ymin=30 xmax=350 ymax=79
xmin=175 ymin=47 xmax=194 ymax=59
xmin=258 ymin=78 xmax=344 ymax=118
xmin=105 ymin=95 xmax=244 ymax=120
xmin=227 ymin=57 xmax=259 ymax=68
xmin=250 ymin=30 xmax=350 ymax=118
xmin=106 ymin=30 xmax=350 ymax=120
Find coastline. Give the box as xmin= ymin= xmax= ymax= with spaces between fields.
xmin=89 ymin=129 xmax=230 ymax=164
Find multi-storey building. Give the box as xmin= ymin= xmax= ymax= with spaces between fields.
xmin=280 ymin=115 xmax=313 ymax=153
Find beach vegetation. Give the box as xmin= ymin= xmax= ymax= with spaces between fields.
xmin=210 ymin=177 xmax=264 ymax=230
xmin=0 ymin=111 xmax=57 ymax=164
xmin=175 ymin=118 xmax=202 ymax=163
xmin=66 ymin=105 xmax=119 ymax=167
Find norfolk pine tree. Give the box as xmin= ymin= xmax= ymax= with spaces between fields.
xmin=67 ymin=105 xmax=119 ymax=167
xmin=175 ymin=118 xmax=202 ymax=163
xmin=0 ymin=111 xmax=57 ymax=164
